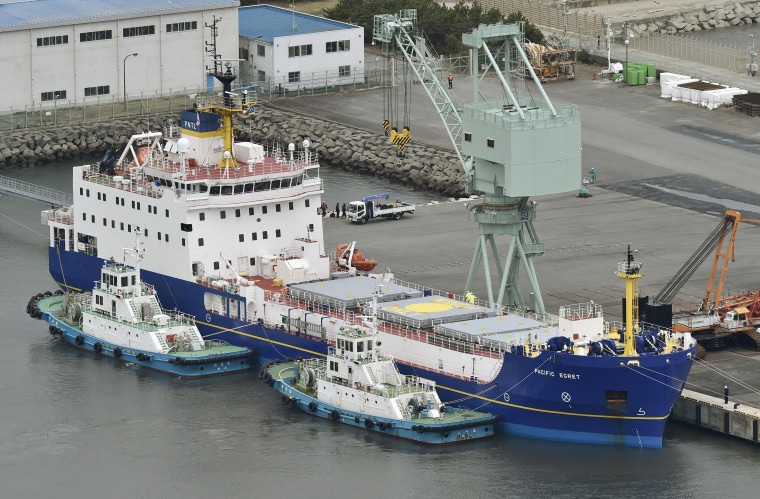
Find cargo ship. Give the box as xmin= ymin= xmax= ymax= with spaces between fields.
xmin=40 ymin=43 xmax=696 ymax=447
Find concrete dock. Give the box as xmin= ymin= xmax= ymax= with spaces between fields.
xmin=291 ymin=62 xmax=760 ymax=444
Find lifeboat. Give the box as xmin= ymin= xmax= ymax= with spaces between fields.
xmin=336 ymin=243 xmax=378 ymax=272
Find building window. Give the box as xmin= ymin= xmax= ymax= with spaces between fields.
xmin=166 ymin=21 xmax=197 ymax=33
xmin=257 ymin=44 xmax=265 ymax=57
xmin=257 ymin=70 xmax=266 ymax=82
xmin=487 ymin=138 xmax=495 ymax=148
xmin=37 ymin=35 xmax=69 ymax=47
xmin=240 ymin=47 xmax=249 ymax=60
xmin=123 ymin=25 xmax=155 ymax=38
xmin=41 ymin=91 xmax=66 ymax=102
xmin=339 ymin=65 xmax=351 ymax=77
xmin=288 ymin=44 xmax=312 ymax=57
xmin=288 ymin=71 xmax=300 ymax=83
xmin=80 ymin=30 xmax=112 ymax=42
xmin=326 ymin=40 xmax=350 ymax=53
xmin=84 ymin=85 xmax=110 ymax=97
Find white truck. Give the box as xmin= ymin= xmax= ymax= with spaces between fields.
xmin=346 ymin=193 xmax=415 ymax=224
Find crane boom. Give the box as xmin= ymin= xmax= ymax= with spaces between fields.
xmin=373 ymin=12 xmax=581 ymax=312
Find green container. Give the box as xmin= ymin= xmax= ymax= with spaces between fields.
xmin=637 ymin=69 xmax=646 ymax=85
xmin=646 ymin=63 xmax=656 ymax=78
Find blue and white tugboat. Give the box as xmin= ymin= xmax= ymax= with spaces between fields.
xmin=263 ymin=290 xmax=499 ymax=443
xmin=29 ymin=231 xmax=254 ymax=377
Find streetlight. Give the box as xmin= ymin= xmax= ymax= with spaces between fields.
xmin=123 ymin=52 xmax=138 ymax=110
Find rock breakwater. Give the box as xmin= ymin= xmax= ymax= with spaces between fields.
xmin=0 ymin=105 xmax=466 ymax=197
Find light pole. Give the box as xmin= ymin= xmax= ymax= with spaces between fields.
xmin=123 ymin=52 xmax=138 ymax=110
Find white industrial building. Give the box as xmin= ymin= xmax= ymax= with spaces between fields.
xmin=238 ymin=5 xmax=365 ymax=92
xmin=0 ymin=0 xmax=240 ymax=111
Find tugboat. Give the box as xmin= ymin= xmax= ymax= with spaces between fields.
xmin=263 ymin=289 xmax=499 ymax=443
xmin=29 ymin=230 xmax=254 ymax=377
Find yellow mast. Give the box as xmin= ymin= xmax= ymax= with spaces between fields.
xmin=616 ymin=246 xmax=641 ymax=357
xmin=199 ymin=15 xmax=255 ymax=169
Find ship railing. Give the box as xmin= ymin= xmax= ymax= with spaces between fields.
xmin=46 ymin=207 xmax=74 ymax=225
xmin=560 ymin=302 xmax=603 ymax=320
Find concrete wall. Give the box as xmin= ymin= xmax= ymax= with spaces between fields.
xmin=672 ymin=389 xmax=760 ymax=444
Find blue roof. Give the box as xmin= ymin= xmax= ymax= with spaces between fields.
xmin=0 ymin=0 xmax=239 ymax=30
xmin=239 ymin=5 xmax=356 ymax=44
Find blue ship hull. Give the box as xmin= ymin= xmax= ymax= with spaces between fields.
xmin=49 ymin=247 xmax=695 ymax=447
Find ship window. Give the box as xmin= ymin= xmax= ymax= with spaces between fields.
xmin=254 ymin=181 xmax=270 ymax=192
xmin=136 ymin=202 xmax=140 ymax=210
xmin=251 ymin=232 xmax=257 ymax=241
xmin=120 ymin=222 xmax=124 ymax=231
xmin=82 ymin=213 xmax=86 ymax=221
xmin=198 ymin=238 xmax=204 ymax=246
xmin=239 ymin=234 xmax=244 ymax=242
xmin=271 ymin=180 xmax=281 ymax=189
xmin=606 ymin=391 xmax=627 ymax=403
xmin=112 ymin=220 xmax=115 ymax=228
xmin=357 ymin=342 xmax=364 ymax=352
xmin=487 ymin=138 xmax=495 ymax=148
xmin=275 ymin=204 xmax=281 ymax=212
xmin=128 ymin=225 xmax=131 ymax=232
xmin=249 ymin=207 xmax=255 ymax=216
xmin=244 ymin=184 xmax=254 ymax=193
xmin=165 ymin=234 xmax=169 ymax=242
xmin=80 ymin=187 xmax=84 ymax=195
xmin=464 ymin=133 xmax=472 ymax=142
xmin=235 ymin=209 xmax=241 ymax=218
xmin=157 ymin=232 xmax=162 ymax=240
xmin=199 ymin=184 xmax=208 ymax=193
xmin=305 ymin=199 xmax=310 ymax=208
xmin=289 ymin=202 xmax=294 ymax=210
xmin=210 ymin=186 xmax=220 ymax=195
xmin=148 ymin=206 xmax=152 ymax=214
xmin=180 ymin=223 xmax=192 ymax=232
xmin=121 ymin=276 xmax=128 ymax=286
xmin=262 ymin=231 xmax=268 ymax=239
xmin=275 ymin=229 xmax=281 ymax=238
xmin=234 ymin=184 xmax=244 ymax=194
xmin=145 ymin=229 xmax=149 ymax=237
xmin=221 ymin=185 xmax=233 ymax=195
xmin=199 ymin=213 xmax=205 ymax=221
xmin=281 ymin=178 xmax=291 ymax=188
xmin=86 ymin=189 xmax=90 ymax=197
xmin=182 ymin=238 xmax=185 ymax=247
xmin=165 ymin=209 xmax=169 ymax=217
xmin=293 ymin=176 xmax=302 ymax=186
xmin=220 ymin=211 xmax=226 ymax=219
xmin=367 ymin=340 xmax=373 ymax=350
xmin=213 ymin=261 xmax=219 ymax=270
xmin=103 ymin=218 xmax=107 ymax=226
xmin=262 ymin=206 xmax=268 ymax=214
xmin=103 ymin=194 xmax=107 ymax=202
xmin=121 ymin=198 xmax=124 ymax=206
xmin=115 ymin=196 xmax=119 ymax=205
xmin=132 ymin=275 xmax=136 ymax=285
xmin=131 ymin=201 xmax=135 ymax=209
xmin=308 ymin=223 xmax=314 ymax=232
xmin=98 ymin=192 xmax=102 ymax=200
xmin=249 ymin=257 xmax=255 ymax=265
xmin=91 ymin=215 xmax=95 ymax=223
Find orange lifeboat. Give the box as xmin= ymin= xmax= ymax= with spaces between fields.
xmin=336 ymin=243 xmax=378 ymax=272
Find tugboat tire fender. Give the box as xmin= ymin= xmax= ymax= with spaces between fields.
xmin=93 ymin=342 xmax=103 ymax=353
xmin=330 ymin=410 xmax=340 ymax=421
xmin=113 ymin=347 xmax=122 ymax=358
xmin=308 ymin=401 xmax=317 ymax=412
xmin=364 ymin=419 xmax=374 ymax=429
xmin=75 ymin=335 xmax=84 ymax=346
